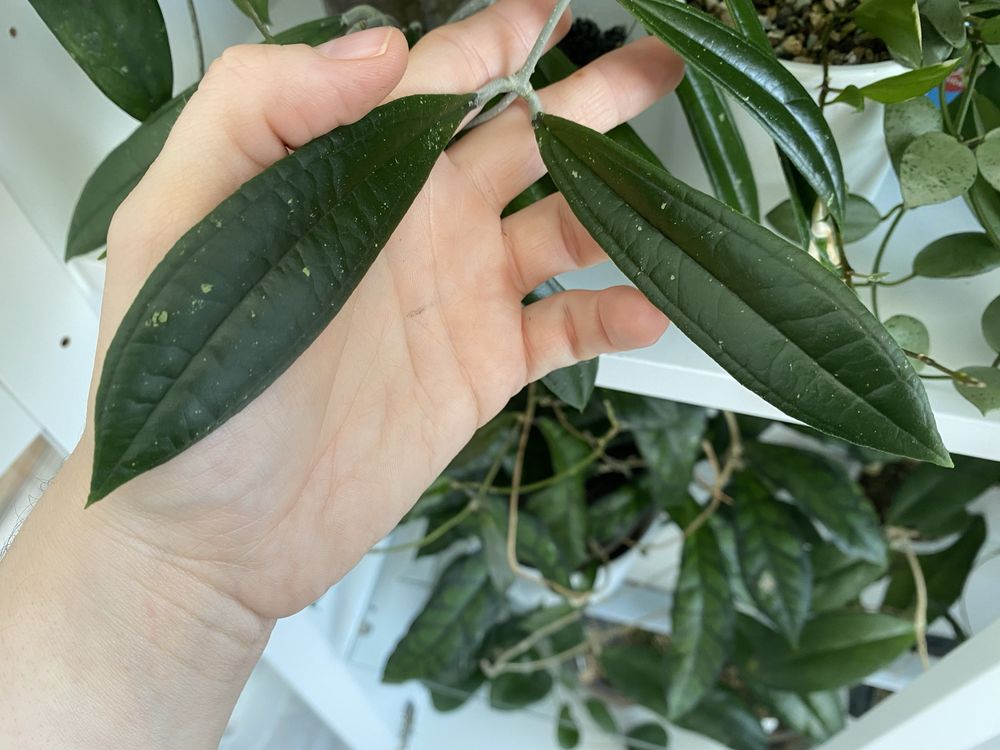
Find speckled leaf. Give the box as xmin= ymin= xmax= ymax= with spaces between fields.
xmin=883 ymin=515 xmax=986 ymax=623
xmin=384 ymin=553 xmax=505 ymax=684
xmin=737 ymin=611 xmax=914 ymax=692
xmin=557 ymin=704 xmax=580 ymax=748
xmin=854 ymin=0 xmax=923 ymax=68
xmin=730 ymin=473 xmax=812 ymax=645
xmin=667 ymin=514 xmax=734 ymax=719
xmin=888 ymin=455 xmax=999 ymax=535
xmin=676 ymin=67 xmax=759 ymax=220
xmin=65 ymin=16 xmax=352 ymax=260
xmin=536 ymin=114 xmax=949 ymax=466
xmin=955 ymin=366 xmax=1000 ymax=415
xmin=744 ymin=443 xmax=887 ymax=564
xmin=599 ymin=641 xmax=670 ymax=717
xmin=884 ymin=314 xmax=930 ymax=371
xmin=625 ymin=723 xmax=669 ymax=750
xmin=919 ymin=0 xmax=966 ymax=47
xmin=89 ymin=93 xmax=474 ymax=503
xmin=28 ymin=0 xmax=172 ymax=120
xmin=675 ymin=688 xmax=767 ymax=750
xmin=983 ymin=295 xmax=1000 ymax=353
xmin=913 ymin=232 xmax=1000 ymax=278
xmin=619 ymin=0 xmax=845 ymax=225
xmin=885 ymin=97 xmax=943 ymax=173
xmin=900 ymin=132 xmax=977 ymax=208
xmin=810 ymin=542 xmax=888 ymax=611
xmin=976 ymin=131 xmax=1000 ymax=192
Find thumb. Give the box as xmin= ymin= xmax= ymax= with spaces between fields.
xmin=111 ymin=28 xmax=408 ymax=265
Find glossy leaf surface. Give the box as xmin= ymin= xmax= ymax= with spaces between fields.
xmin=29 ymin=0 xmax=172 ymax=120
xmin=854 ymin=0 xmax=924 ymax=67
xmin=90 ymin=94 xmax=474 ymax=502
xmin=617 ymin=0 xmax=846 ymax=223
xmin=913 ymin=232 xmax=1000 ymax=278
xmin=536 ymin=114 xmax=948 ymax=465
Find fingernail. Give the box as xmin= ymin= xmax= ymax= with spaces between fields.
xmin=317 ymin=28 xmax=392 ymax=60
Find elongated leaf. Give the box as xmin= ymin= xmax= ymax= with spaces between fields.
xmin=625 ymin=724 xmax=669 ymax=749
xmin=919 ymin=0 xmax=966 ymax=47
xmin=900 ymin=132 xmax=978 ymax=208
xmin=29 ymin=0 xmax=172 ymax=121
xmin=854 ymin=0 xmax=924 ymax=68
xmin=811 ymin=542 xmax=888 ymax=611
xmin=525 ymin=280 xmax=598 ymax=410
xmin=983 ymin=295 xmax=1000 ymax=353
xmin=537 ymin=115 xmax=948 ymax=465
xmin=619 ymin=0 xmax=845 ymax=224
xmin=955 ymin=366 xmax=1000 ymax=415
xmin=599 ymin=641 xmax=670 ymax=716
xmin=384 ymin=553 xmax=504 ymax=683
xmin=913 ymin=232 xmax=1000 ymax=278
xmin=676 ymin=688 xmax=767 ymax=750
xmin=481 ymin=498 xmax=575 ymax=587
xmin=587 ymin=483 xmax=653 ymax=549
xmin=65 ymin=16 xmax=352 ymax=260
xmin=737 ymin=611 xmax=914 ymax=691
xmin=884 ymin=97 xmax=943 ymax=173
xmin=730 ymin=473 xmax=812 ymax=645
xmin=847 ymin=59 xmax=959 ymax=104
xmin=667 ymin=517 xmax=734 ymax=718
xmin=676 ymin=69 xmax=759 ymax=220
xmin=234 ymin=0 xmax=271 ymax=25
xmin=887 ymin=455 xmax=998 ymax=536
xmin=89 ymin=94 xmax=474 ymax=503
xmin=585 ymin=698 xmax=618 ymax=734
xmin=753 ymin=687 xmax=845 ymax=743
xmin=557 ymin=704 xmax=580 ymax=748
xmin=747 ymin=442 xmax=887 ymax=564
xmin=724 ymin=0 xmax=771 ymax=49
xmin=883 ymin=515 xmax=986 ymax=623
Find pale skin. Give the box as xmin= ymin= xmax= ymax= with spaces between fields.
xmin=0 ymin=2 xmax=683 ymax=746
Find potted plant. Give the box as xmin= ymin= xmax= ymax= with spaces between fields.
xmin=382 ymin=384 xmax=998 ymax=748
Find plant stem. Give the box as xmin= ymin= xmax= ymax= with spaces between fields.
xmin=906 ymin=353 xmax=985 ymax=386
xmin=870 ymin=207 xmax=907 ymax=321
xmin=890 ymin=528 xmax=930 ymax=671
xmin=954 ymin=49 xmax=983 ymax=137
xmin=944 ymin=612 xmax=968 ymax=643
xmin=373 ymin=500 xmax=479 ymax=553
xmin=940 ymin=82 xmax=956 ymax=132
xmin=506 ymin=382 xmax=538 ymax=576
xmin=684 ymin=412 xmax=742 ymax=538
xmin=186 ymin=0 xmax=205 ymax=77
xmin=481 ymin=608 xmax=583 ymax=678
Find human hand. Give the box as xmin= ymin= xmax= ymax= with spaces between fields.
xmin=77 ymin=0 xmax=681 ymax=620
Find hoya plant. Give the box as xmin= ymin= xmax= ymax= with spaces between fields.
xmin=29 ymin=0 xmax=955 ymax=507
xmin=383 ymin=384 xmax=997 ymax=748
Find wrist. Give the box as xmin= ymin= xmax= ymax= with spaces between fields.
xmin=0 ymin=448 xmax=272 ymax=749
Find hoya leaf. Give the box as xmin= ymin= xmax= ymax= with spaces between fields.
xmin=89 ymin=94 xmax=474 ymax=503
xmin=983 ymin=295 xmax=1000 ymax=353
xmin=584 ymin=698 xmax=618 ymax=734
xmin=883 ymin=515 xmax=987 ymax=623
xmin=667 ymin=517 xmax=734 ymax=719
xmin=752 ymin=687 xmax=846 ymax=743
xmin=913 ymin=232 xmax=1000 ymax=278
xmin=723 ymin=0 xmax=772 ymax=50
xmin=536 ymin=114 xmax=949 ymax=465
xmin=65 ymin=16 xmax=352 ymax=260
xmin=525 ymin=280 xmax=598 ymax=410
xmin=919 ymin=0 xmax=966 ymax=47
xmin=976 ymin=132 xmax=1000 ymax=192
xmin=810 ymin=542 xmax=888 ymax=611
xmin=730 ymin=473 xmax=812 ymax=646
xmin=426 ymin=669 xmax=485 ymax=712
xmin=981 ymin=16 xmax=1000 ymax=44
xmin=490 ymin=667 xmax=553 ymax=710
xmin=966 ymin=178 xmax=1000 ymax=251
xmin=858 ymin=59 xmax=959 ymax=103
xmin=888 ymin=455 xmax=999 ymax=535
xmin=840 ymin=195 xmax=884 ymax=243
xmin=884 ymin=314 xmax=930 ymax=372
xmin=233 ymin=0 xmax=271 ymax=25
xmin=481 ymin=498 xmax=575 ymax=587
xmin=900 ymin=132 xmax=978 ymax=208
xmin=737 ymin=611 xmax=914 ymax=692
xmin=955 ymin=366 xmax=1000 ymax=415
xmin=854 ymin=0 xmax=924 ymax=68
xmin=587 ymin=484 xmax=654 ymax=550
xmin=384 ymin=553 xmax=504 ymax=684
xmin=625 ymin=723 xmax=669 ymax=750
xmin=478 ymin=503 xmax=517 ymax=592
xmin=885 ymin=97 xmax=943 ymax=173
xmin=617 ymin=0 xmax=846 ymax=224
xmin=676 ymin=688 xmax=767 ymax=750
xmin=832 ymin=85 xmax=867 ymax=111
xmin=557 ymin=704 xmax=580 ymax=748
xmin=675 ymin=67 xmax=759 ymax=220
xmin=745 ymin=442 xmax=887 ymax=565
xmin=28 ymin=0 xmax=172 ymax=121
xmin=599 ymin=641 xmax=670 ymax=717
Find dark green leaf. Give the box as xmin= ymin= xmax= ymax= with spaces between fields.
xmin=884 ymin=314 xmax=930 ymax=372
xmin=753 ymin=687 xmax=846 ymax=742
xmin=976 ymin=131 xmax=1000 ymax=192
xmin=481 ymin=498 xmax=575 ymax=587
xmin=778 ymin=154 xmax=817 ymax=249
xmin=384 ymin=553 xmax=504 ymax=683
xmin=448 ymin=412 xmax=518 ymax=479
xmin=919 ymin=0 xmax=966 ymax=47
xmin=854 ymin=0 xmax=924 ymax=68
xmin=64 ymin=15 xmax=352 ymax=260
xmin=746 ymin=443 xmax=888 ymax=564
xmin=737 ymin=611 xmax=914 ymax=691
xmin=89 ymin=94 xmax=474 ymax=503
xmin=536 ymin=115 xmax=949 ymax=466
xmin=675 ymin=688 xmax=767 ymax=750
xmin=841 ymin=195 xmax=885 ymax=242
xmin=599 ymin=641 xmax=670 ymax=716
xmin=885 ymin=97 xmax=943 ymax=173
xmin=965 ymin=177 xmax=1000 ymax=250
xmin=883 ymin=515 xmax=987 ymax=622
xmin=625 ymin=723 xmax=669 ymax=750
xmin=981 ymin=15 xmax=1000 ymax=43
xmin=730 ymin=473 xmax=812 ymax=645
xmin=587 ymin=484 xmax=654 ymax=550
xmin=28 ymin=0 xmax=172 ymax=120
xmin=404 ymin=487 xmax=468 ymax=523
xmin=517 ymin=605 xmax=586 ymax=653
xmin=913 ymin=232 xmax=1000 ymax=277
xmin=811 ymin=542 xmax=888 ymax=612
xmin=234 ymin=0 xmax=271 ymax=25
xmin=676 ymin=68 xmax=759 ymax=220
xmin=955 ymin=366 xmax=1000 ymax=415
xmin=983 ymin=295 xmax=1000 ymax=353
xmin=489 ymin=668 xmax=553 ymax=710
xmin=900 ymin=132 xmax=978 ymax=208
xmin=724 ymin=0 xmax=772 ymax=49
xmin=857 ymin=60 xmax=960 ymax=103
xmin=426 ymin=670 xmax=485 ymax=712
xmin=887 ymin=455 xmax=998 ymax=536
xmin=557 ymin=704 xmax=580 ymax=748
xmin=833 ymin=85 xmax=868 ymax=111
xmin=617 ymin=0 xmax=846 ymax=224
xmin=479 ymin=504 xmax=517 ymax=591
xmin=584 ymin=698 xmax=618 ymax=734
xmin=667 ymin=520 xmax=734 ymax=718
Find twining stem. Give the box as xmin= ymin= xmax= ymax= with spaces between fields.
xmin=481 ymin=608 xmax=583 ymax=678
xmin=870 ymin=207 xmax=907 ymax=320
xmin=954 ymin=49 xmax=983 ymax=137
xmin=684 ymin=412 xmax=742 ymax=538
xmin=906 ymin=352 xmax=986 ymax=387
xmin=186 ymin=0 xmax=205 ymax=77
xmin=889 ymin=527 xmax=930 ymax=671
xmin=940 ymin=81 xmax=956 ymax=132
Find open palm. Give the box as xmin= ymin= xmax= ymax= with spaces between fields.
xmin=81 ymin=0 xmax=682 ymax=619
